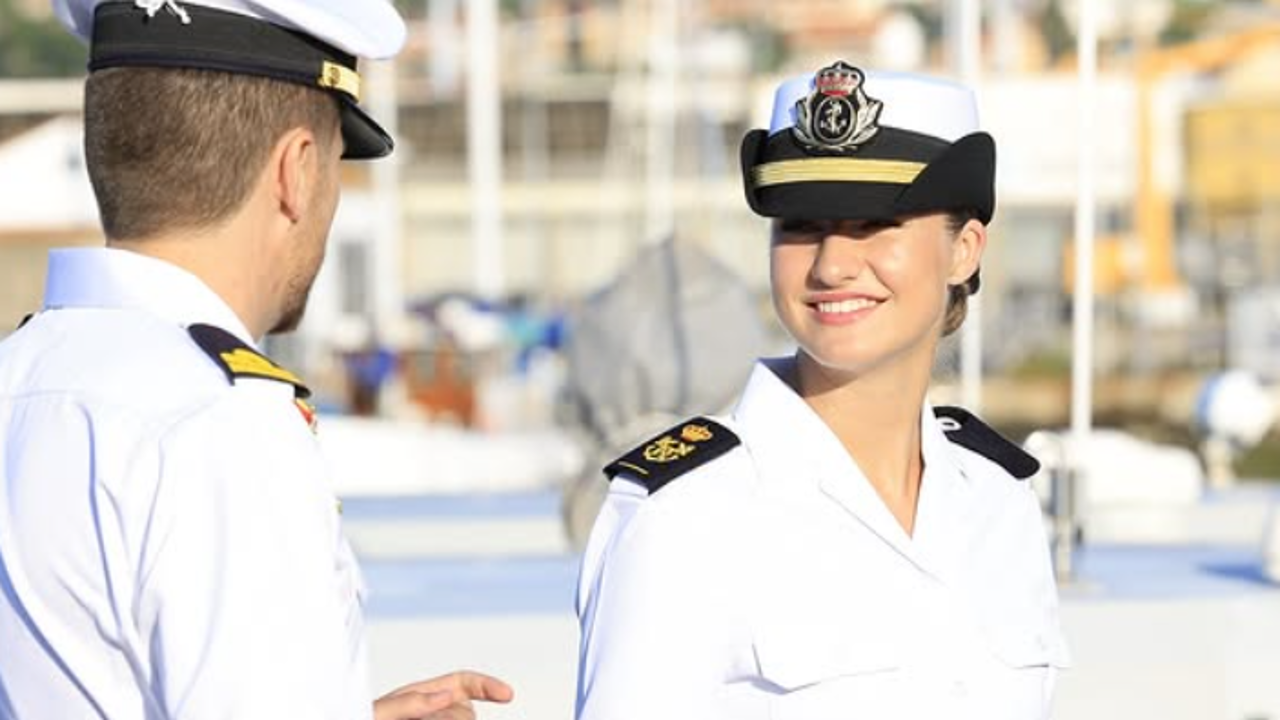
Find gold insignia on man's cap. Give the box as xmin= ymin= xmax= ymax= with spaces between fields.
xmin=319 ymin=60 xmax=362 ymax=103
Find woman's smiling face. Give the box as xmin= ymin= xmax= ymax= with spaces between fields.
xmin=769 ymin=212 xmax=984 ymax=381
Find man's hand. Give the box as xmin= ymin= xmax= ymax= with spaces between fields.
xmin=374 ymin=670 xmax=514 ymax=720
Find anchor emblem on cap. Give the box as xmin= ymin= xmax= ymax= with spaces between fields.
xmin=793 ymin=61 xmax=882 ymax=154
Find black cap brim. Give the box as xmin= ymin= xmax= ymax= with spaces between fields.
xmin=741 ymin=127 xmax=996 ymax=223
xmin=339 ymin=99 xmax=393 ymax=160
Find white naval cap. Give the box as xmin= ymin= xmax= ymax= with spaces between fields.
xmin=767 ymin=70 xmax=980 ymax=143
xmin=741 ymin=60 xmax=996 ymax=225
xmin=52 ymin=0 xmax=407 ymax=159
xmin=54 ymin=0 xmax=406 ymax=60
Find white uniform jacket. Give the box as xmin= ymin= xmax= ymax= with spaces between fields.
xmin=0 ymin=249 xmax=370 ymax=719
xmin=576 ymin=358 xmax=1070 ymax=720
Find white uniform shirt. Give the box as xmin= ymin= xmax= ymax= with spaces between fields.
xmin=576 ymin=358 xmax=1070 ymax=720
xmin=0 ymin=249 xmax=370 ymax=720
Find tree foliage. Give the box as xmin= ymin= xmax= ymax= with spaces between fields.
xmin=1159 ymin=0 xmax=1217 ymax=46
xmin=0 ymin=0 xmax=88 ymax=78
xmin=1037 ymin=0 xmax=1075 ymax=65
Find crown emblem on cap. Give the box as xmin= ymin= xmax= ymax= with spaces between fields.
xmin=814 ymin=62 xmax=859 ymax=96
xmin=793 ymin=61 xmax=882 ymax=154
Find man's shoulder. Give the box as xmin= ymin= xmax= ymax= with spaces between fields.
xmin=2 ymin=312 xmax=268 ymax=417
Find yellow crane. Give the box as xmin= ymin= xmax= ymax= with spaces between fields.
xmin=1134 ymin=23 xmax=1280 ymax=292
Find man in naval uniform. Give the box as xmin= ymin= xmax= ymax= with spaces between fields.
xmin=0 ymin=1 xmax=512 ymax=718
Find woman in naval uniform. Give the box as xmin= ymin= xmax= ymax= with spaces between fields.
xmin=574 ymin=62 xmax=1070 ymax=720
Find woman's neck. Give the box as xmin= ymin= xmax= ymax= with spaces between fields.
xmin=788 ymin=353 xmax=932 ymax=535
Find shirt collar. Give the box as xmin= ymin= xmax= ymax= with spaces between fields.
xmin=42 ymin=247 xmax=257 ymax=347
xmin=732 ymin=357 xmax=867 ymax=490
xmin=733 ymin=357 xmax=933 ymax=568
xmin=733 ymin=358 xmax=967 ymax=486
xmin=921 ymin=396 xmax=970 ymax=486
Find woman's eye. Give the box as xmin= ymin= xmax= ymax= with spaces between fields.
xmin=779 ymin=219 xmax=823 ymax=234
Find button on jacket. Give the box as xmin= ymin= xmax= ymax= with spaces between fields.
xmin=576 ymin=358 xmax=1070 ymax=720
xmin=0 ymin=249 xmax=370 ymax=719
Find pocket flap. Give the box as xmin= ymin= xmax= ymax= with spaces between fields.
xmin=987 ymin=621 xmax=1071 ymax=669
xmin=754 ymin=622 xmax=902 ymax=691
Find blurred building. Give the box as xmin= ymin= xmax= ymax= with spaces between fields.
xmin=4 ymin=0 xmax=1280 ymax=409
xmin=0 ymin=114 xmax=98 ymax=328
xmin=9 ymin=0 xmax=51 ymax=18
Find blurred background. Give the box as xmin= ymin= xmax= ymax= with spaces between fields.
xmin=5 ymin=0 xmax=1280 ymax=717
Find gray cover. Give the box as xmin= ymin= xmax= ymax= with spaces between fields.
xmin=560 ymin=237 xmax=766 ymax=547
xmin=563 ymin=237 xmax=766 ymax=443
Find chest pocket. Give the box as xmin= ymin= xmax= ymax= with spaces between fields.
xmin=976 ymin=572 xmax=1070 ymax=672
xmin=753 ymin=617 xmax=904 ymax=720
xmin=984 ymin=609 xmax=1071 ymax=675
xmin=975 ymin=609 xmax=1069 ymax=719
xmin=988 ymin=623 xmax=1067 ymax=669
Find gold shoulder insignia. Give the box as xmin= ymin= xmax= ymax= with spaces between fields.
xmin=604 ymin=417 xmax=740 ymax=494
xmin=188 ymin=323 xmax=311 ymax=399
xmin=935 ymin=406 xmax=1039 ymax=480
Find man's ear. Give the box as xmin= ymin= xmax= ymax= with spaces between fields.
xmin=948 ymin=217 xmax=987 ymax=286
xmin=272 ymin=127 xmax=318 ymax=224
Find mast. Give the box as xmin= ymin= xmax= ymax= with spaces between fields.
xmin=1062 ymin=0 xmax=1100 ymax=583
xmin=643 ymin=0 xmax=679 ymax=246
xmin=368 ymin=59 xmax=404 ymax=339
xmin=949 ymin=0 xmax=984 ymax=412
xmin=466 ymin=0 xmax=505 ymax=299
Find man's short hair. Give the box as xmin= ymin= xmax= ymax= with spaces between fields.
xmin=84 ymin=67 xmax=340 ymax=241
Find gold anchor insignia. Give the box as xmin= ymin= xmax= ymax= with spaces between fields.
xmin=681 ymin=424 xmax=713 ymax=443
xmin=792 ymin=61 xmax=882 ymax=153
xmin=643 ymin=435 xmax=696 ymax=463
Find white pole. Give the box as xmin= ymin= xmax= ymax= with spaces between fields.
xmin=643 ymin=0 xmax=678 ymax=245
xmin=519 ymin=0 xmax=551 ymax=297
xmin=428 ymin=0 xmax=460 ymax=98
xmin=367 ymin=59 xmax=404 ymax=338
xmin=990 ymin=0 xmax=1018 ymax=74
xmin=950 ymin=0 xmax=983 ymax=412
xmin=1063 ymin=0 xmax=1099 ymax=582
xmin=466 ymin=0 xmax=505 ymax=298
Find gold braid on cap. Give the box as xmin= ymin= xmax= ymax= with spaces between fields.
xmin=752 ymin=158 xmax=925 ymax=188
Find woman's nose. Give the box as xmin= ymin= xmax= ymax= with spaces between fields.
xmin=811 ymin=233 xmax=866 ymax=287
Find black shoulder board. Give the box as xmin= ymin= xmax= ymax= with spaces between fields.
xmin=934 ymin=406 xmax=1039 ymax=480
xmin=188 ymin=323 xmax=311 ymax=399
xmin=604 ymin=417 xmax=740 ymax=495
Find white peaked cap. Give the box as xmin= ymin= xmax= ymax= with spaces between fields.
xmin=54 ymin=0 xmax=406 ymax=60
xmin=769 ymin=70 xmax=980 ymax=142
xmin=51 ymin=0 xmax=407 ymax=158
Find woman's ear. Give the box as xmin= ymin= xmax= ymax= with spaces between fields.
xmin=949 ymin=217 xmax=987 ymax=286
